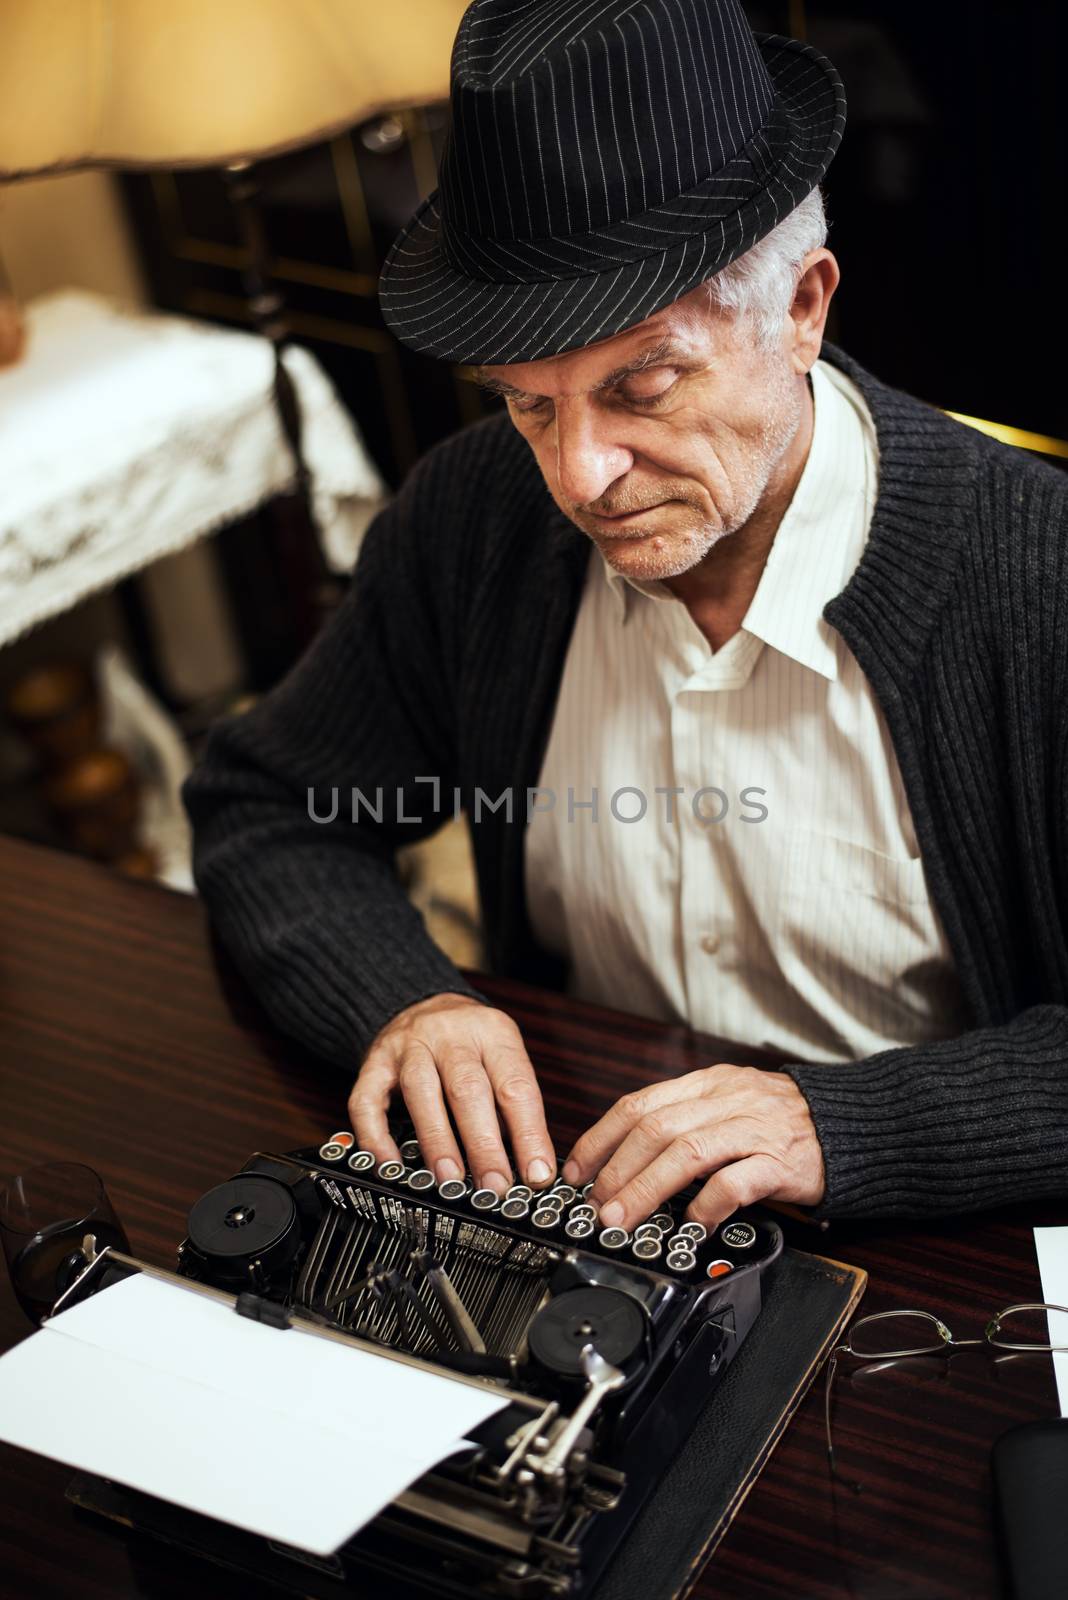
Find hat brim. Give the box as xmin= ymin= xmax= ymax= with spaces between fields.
xmin=379 ymin=35 xmax=846 ymax=367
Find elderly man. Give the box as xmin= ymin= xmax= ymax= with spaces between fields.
xmin=184 ymin=0 xmax=1068 ymax=1231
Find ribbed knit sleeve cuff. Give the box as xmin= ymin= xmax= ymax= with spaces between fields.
xmin=784 ymin=1005 xmax=1068 ymax=1218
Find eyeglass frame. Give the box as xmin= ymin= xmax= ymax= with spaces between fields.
xmin=824 ymin=1302 xmax=1068 ymax=1476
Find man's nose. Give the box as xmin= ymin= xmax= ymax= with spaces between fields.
xmin=552 ymin=401 xmax=634 ymax=507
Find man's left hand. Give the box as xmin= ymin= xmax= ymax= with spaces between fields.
xmin=561 ymin=1066 xmax=825 ymax=1229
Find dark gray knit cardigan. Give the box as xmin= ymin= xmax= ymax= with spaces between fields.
xmin=183 ymin=344 xmax=1068 ymax=1220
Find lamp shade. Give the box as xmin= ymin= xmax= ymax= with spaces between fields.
xmin=0 ymin=0 xmax=468 ymax=181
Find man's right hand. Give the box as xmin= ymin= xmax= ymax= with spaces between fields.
xmin=347 ymin=993 xmax=557 ymax=1195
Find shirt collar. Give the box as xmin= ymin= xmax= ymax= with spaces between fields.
xmin=598 ymin=360 xmax=876 ymax=681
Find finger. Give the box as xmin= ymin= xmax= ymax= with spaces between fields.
xmin=348 ymin=1053 xmax=402 ymax=1164
xmin=686 ymin=1155 xmax=780 ymax=1228
xmin=396 ymin=1048 xmax=465 ymax=1184
xmin=440 ymin=1048 xmax=513 ymax=1193
xmin=484 ymin=1047 xmax=556 ymax=1188
xmin=562 ymin=1072 xmax=712 ymax=1186
xmin=597 ymin=1122 xmax=752 ymax=1230
xmin=589 ymin=1099 xmax=702 ymax=1208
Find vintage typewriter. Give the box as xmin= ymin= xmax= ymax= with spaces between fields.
xmin=65 ymin=1127 xmax=782 ymax=1598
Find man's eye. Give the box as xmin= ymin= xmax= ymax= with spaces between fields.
xmin=510 ymin=395 xmax=551 ymax=416
xmin=620 ymin=370 xmax=678 ymax=406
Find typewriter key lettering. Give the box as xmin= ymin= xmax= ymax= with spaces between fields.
xmin=679 ymin=1222 xmax=707 ymax=1244
xmin=569 ymin=1203 xmax=598 ymax=1223
xmin=721 ymin=1221 xmax=757 ymax=1250
xmin=564 ymin=1215 xmax=595 ymax=1240
xmin=532 ymin=1207 xmax=561 ymax=1229
xmin=633 ymin=1222 xmax=661 ymax=1241
xmin=501 ymin=1198 xmax=530 ymax=1220
xmin=470 ymin=1188 xmax=500 ymax=1211
xmin=400 ymin=1140 xmax=422 ymax=1164
xmin=550 ymin=1185 xmax=577 ymax=1205
xmin=666 ymin=1234 xmax=693 ymax=1253
xmin=506 ymin=1184 xmax=533 ymax=1202
xmin=407 ymin=1169 xmax=435 ymax=1191
xmin=650 ymin=1213 xmax=674 ymax=1233
xmin=666 ymin=1248 xmax=697 ymax=1273
xmin=318 ymin=1142 xmax=346 ymax=1162
xmin=599 ymin=1226 xmax=630 ymax=1250
xmin=347 ymin=1150 xmax=376 ymax=1172
xmin=539 ymin=1193 xmax=566 ymax=1212
xmin=377 ymin=1160 xmax=406 ymax=1181
xmin=436 ymin=1177 xmax=468 ymax=1201
xmin=632 ymin=1236 xmax=663 ymax=1261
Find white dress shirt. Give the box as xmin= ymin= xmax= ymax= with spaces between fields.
xmin=523 ymin=359 xmax=967 ymax=1063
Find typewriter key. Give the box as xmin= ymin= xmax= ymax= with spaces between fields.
xmin=500 ymin=1198 xmax=530 ymax=1220
xmin=679 ymin=1222 xmax=707 ymax=1244
xmin=437 ymin=1178 xmax=468 ymax=1201
xmin=471 ymin=1188 xmax=501 ymax=1211
xmin=633 ymin=1222 xmax=661 ymax=1241
xmin=528 ymin=1286 xmax=645 ymax=1375
xmin=569 ymin=1203 xmax=597 ymax=1223
xmin=400 ymin=1139 xmax=422 ymax=1164
xmin=720 ymin=1220 xmax=757 ymax=1250
xmin=532 ymin=1207 xmax=561 ymax=1229
xmin=407 ymin=1169 xmax=435 ymax=1191
xmin=550 ymin=1184 xmax=577 ymax=1205
xmin=598 ymin=1226 xmax=630 ymax=1251
xmin=666 ymin=1234 xmax=693 ymax=1252
xmin=650 ymin=1212 xmax=674 ymax=1233
xmin=632 ymin=1235 xmax=663 ymax=1261
xmin=581 ymin=1182 xmax=596 ymax=1198
xmin=666 ymin=1248 xmax=697 ymax=1273
xmin=319 ymin=1142 xmax=346 ymax=1162
xmin=377 ymin=1161 xmax=406 ymax=1182
xmin=347 ymin=1150 xmax=376 ymax=1172
xmin=706 ymin=1259 xmax=734 ymax=1279
xmin=564 ymin=1215 xmax=595 ymax=1240
xmin=539 ymin=1193 xmax=566 ymax=1212
xmin=506 ymin=1183 xmax=533 ymax=1202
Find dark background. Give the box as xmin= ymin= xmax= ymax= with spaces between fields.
xmin=121 ymin=1 xmax=1068 ymax=494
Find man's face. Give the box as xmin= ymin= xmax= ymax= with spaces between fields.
xmin=476 ymin=284 xmax=806 ymax=582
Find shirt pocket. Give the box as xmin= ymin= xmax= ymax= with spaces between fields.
xmin=777 ymin=827 xmax=960 ymax=1050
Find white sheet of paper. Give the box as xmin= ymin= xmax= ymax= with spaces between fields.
xmin=0 ymin=1272 xmax=508 ymax=1555
xmin=1034 ymin=1228 xmax=1068 ymax=1415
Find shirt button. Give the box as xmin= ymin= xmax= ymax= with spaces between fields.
xmin=700 ymin=932 xmax=720 ymax=955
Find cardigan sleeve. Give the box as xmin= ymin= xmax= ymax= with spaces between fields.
xmin=182 ymin=452 xmax=485 ymax=1073
xmin=785 ymin=1005 xmax=1068 ymax=1217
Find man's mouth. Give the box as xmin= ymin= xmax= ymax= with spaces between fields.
xmin=590 ymin=502 xmax=665 ymax=526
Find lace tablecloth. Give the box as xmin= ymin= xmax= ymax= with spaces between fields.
xmin=0 ymin=290 xmax=386 ymax=647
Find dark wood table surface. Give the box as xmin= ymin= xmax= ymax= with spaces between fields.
xmin=0 ymin=833 xmax=1061 ymax=1599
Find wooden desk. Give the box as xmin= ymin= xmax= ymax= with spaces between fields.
xmin=0 ymin=834 xmax=1059 ymax=1599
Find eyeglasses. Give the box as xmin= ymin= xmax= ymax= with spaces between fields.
xmin=825 ymin=1303 xmax=1068 ymax=1478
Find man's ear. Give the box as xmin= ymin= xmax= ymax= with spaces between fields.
xmin=789 ymin=249 xmax=840 ymax=375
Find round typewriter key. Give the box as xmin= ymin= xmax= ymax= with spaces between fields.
xmin=569 ymin=1203 xmax=597 ymax=1223
xmin=581 ymin=1182 xmax=596 ymax=1198
xmin=506 ymin=1183 xmax=533 ymax=1202
xmin=550 ymin=1184 xmax=577 ymax=1205
xmin=679 ymin=1222 xmax=707 ymax=1245
xmin=598 ymin=1226 xmax=630 ymax=1251
xmin=377 ymin=1160 xmax=406 ymax=1182
xmin=347 ymin=1150 xmax=376 ymax=1173
xmin=650 ymin=1212 xmax=674 ymax=1233
xmin=633 ymin=1222 xmax=661 ymax=1241
xmin=528 ymin=1286 xmax=645 ymax=1375
xmin=532 ymin=1207 xmax=561 ymax=1229
xmin=666 ymin=1234 xmax=694 ymax=1253
xmin=319 ymin=1142 xmax=346 ymax=1162
xmin=400 ymin=1139 xmax=422 ymax=1164
xmin=437 ymin=1178 xmax=468 ymax=1201
xmin=500 ymin=1198 xmax=530 ymax=1220
xmin=632 ymin=1236 xmax=663 ymax=1261
xmin=539 ymin=1193 xmax=566 ymax=1212
xmin=666 ymin=1248 xmax=697 ymax=1273
xmin=407 ymin=1169 xmax=435 ymax=1191
xmin=330 ymin=1130 xmax=354 ymax=1148
xmin=471 ymin=1188 xmax=500 ymax=1211
xmin=706 ymin=1259 xmax=734 ymax=1279
xmin=564 ymin=1215 xmax=595 ymax=1240
xmin=720 ymin=1221 xmax=757 ymax=1250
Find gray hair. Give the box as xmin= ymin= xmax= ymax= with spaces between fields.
xmin=701 ymin=187 xmax=829 ymax=346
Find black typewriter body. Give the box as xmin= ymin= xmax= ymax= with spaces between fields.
xmin=70 ymin=1133 xmax=782 ymax=1599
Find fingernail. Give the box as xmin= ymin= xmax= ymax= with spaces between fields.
xmin=600 ymin=1200 xmax=624 ymax=1226
xmin=528 ymin=1157 xmax=552 ymax=1185
xmin=435 ymin=1157 xmax=461 ymax=1183
xmin=562 ymin=1159 xmax=580 ymax=1184
xmin=482 ymin=1170 xmax=510 ymax=1196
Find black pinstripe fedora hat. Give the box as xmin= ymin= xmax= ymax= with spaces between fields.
xmin=379 ymin=0 xmax=845 ymax=367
